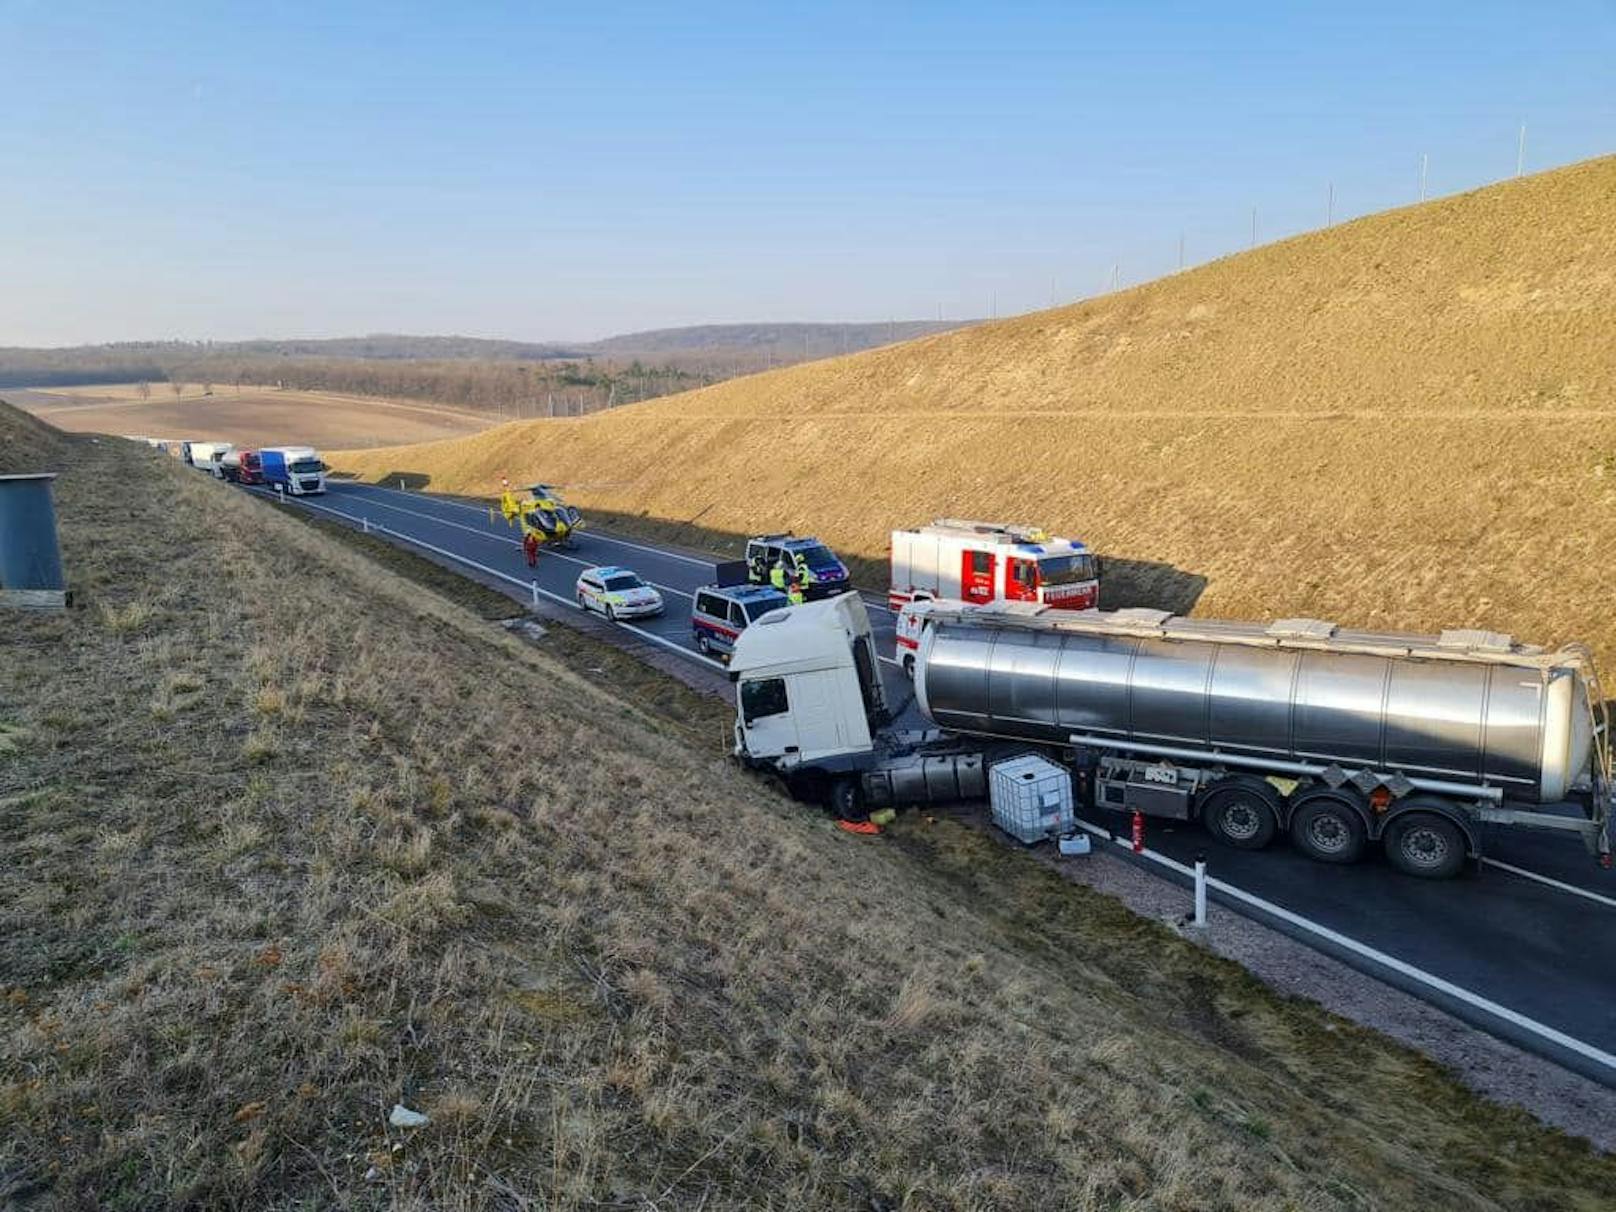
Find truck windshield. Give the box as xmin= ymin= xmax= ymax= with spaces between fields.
xmin=798 ymin=545 xmax=841 ymax=572
xmin=1038 ymin=554 xmax=1096 ymax=585
xmin=290 ymin=459 xmax=324 ymax=474
xmin=744 ymin=595 xmax=787 ymax=621
xmin=604 ymin=575 xmax=641 ymax=592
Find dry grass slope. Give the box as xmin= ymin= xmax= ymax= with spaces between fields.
xmin=5 ymin=405 xmax=1616 ymax=1207
xmin=335 ymin=154 xmax=1616 ymax=667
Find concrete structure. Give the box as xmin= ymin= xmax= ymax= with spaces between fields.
xmin=0 ymin=473 xmax=67 ymax=609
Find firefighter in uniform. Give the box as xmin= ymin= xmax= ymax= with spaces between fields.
xmin=523 ymin=529 xmax=540 ymax=567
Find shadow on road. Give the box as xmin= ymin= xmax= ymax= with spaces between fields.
xmin=370 ymin=470 xmax=434 ymax=490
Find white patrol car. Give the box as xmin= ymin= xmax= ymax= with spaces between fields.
xmin=574 ymin=566 xmax=665 ymax=620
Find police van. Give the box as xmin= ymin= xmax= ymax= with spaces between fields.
xmin=692 ymin=576 xmax=790 ymax=660
xmin=744 ymin=533 xmax=852 ymax=600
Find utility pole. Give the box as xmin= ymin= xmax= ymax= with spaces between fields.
xmin=1327 ymin=181 xmax=1334 ymax=226
xmin=1250 ymin=207 xmax=1257 ymax=249
xmin=1108 ymin=263 xmax=1119 ymax=292
xmin=1517 ymin=124 xmax=1526 ymax=177
xmin=1420 ymin=153 xmax=1429 ymax=202
xmin=1177 ymin=233 xmax=1185 ymax=271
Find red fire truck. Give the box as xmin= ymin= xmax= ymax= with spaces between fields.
xmin=889 ymin=520 xmax=1099 ymax=671
xmin=889 ymin=519 xmax=1099 ymax=612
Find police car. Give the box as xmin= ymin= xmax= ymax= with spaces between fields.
xmin=574 ymin=566 xmax=665 ymax=620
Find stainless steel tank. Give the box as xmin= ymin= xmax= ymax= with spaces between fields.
xmin=914 ymin=607 xmax=1598 ymax=803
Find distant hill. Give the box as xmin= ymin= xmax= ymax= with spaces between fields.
xmin=0 ymin=322 xmax=974 ymax=388
xmin=589 ymin=320 xmax=971 ymax=363
xmin=334 ymin=154 xmax=1616 ymax=672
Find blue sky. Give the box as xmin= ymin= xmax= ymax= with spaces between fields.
xmin=2 ymin=1 xmax=1612 ymax=344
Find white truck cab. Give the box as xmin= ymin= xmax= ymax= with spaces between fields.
xmin=728 ymin=593 xmax=888 ymax=770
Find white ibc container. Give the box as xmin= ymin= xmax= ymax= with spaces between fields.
xmin=988 ymin=754 xmax=1074 ymax=844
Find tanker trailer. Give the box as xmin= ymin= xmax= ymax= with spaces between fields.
xmin=915 ymin=605 xmax=1612 ymax=878
xmin=729 ymin=596 xmax=1612 ymax=879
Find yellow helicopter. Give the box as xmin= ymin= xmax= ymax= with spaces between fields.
xmin=498 ymin=478 xmax=584 ymax=551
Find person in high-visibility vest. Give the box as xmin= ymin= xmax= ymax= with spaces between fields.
xmin=770 ymin=559 xmax=788 ymax=590
xmin=787 ymin=576 xmax=805 ymax=606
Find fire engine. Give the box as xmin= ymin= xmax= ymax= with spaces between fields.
xmin=889 ymin=519 xmax=1098 ymax=613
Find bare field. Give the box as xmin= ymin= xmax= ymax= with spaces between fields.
xmin=6 ymin=402 xmax=1616 ymax=1208
xmin=334 ymin=155 xmax=1616 ymax=666
xmin=13 ymin=382 xmax=497 ymax=450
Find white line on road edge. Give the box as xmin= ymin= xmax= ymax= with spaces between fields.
xmin=337 ymin=481 xmax=718 ymax=567
xmin=1480 ymin=857 xmax=1616 ymax=910
xmin=1070 ymin=816 xmax=1616 ymax=1077
xmin=337 ymin=482 xmax=898 ymax=607
xmin=330 ymin=490 xmax=695 ymax=600
xmin=260 ymin=492 xmax=725 ymax=670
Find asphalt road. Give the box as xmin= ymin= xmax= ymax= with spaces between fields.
xmin=267 ymin=478 xmax=1616 ymax=1085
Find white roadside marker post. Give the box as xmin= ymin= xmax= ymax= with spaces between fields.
xmin=531 ymin=580 xmax=540 ymax=607
xmin=1193 ymin=857 xmax=1208 ymax=928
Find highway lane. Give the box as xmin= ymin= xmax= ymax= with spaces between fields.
xmin=317 ymin=479 xmax=904 ymax=662
xmin=272 ymin=479 xmax=1616 ymax=1082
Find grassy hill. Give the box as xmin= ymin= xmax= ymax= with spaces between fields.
xmin=334 ymin=154 xmax=1616 ymax=666
xmin=5 ymin=400 xmax=1615 ymax=1208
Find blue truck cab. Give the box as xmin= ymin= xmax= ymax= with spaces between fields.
xmin=259 ymin=446 xmax=328 ymax=496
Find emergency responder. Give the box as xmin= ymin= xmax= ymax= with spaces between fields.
xmin=770 ymin=557 xmax=789 ymax=591
xmin=787 ymin=575 xmax=805 ymax=606
xmin=523 ymin=529 xmax=540 ymax=567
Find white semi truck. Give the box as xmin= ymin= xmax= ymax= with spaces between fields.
xmin=728 ymin=594 xmax=1613 ymax=879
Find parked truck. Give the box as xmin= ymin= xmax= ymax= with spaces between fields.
xmin=182 ymin=441 xmax=233 ymax=474
xmin=728 ymin=595 xmax=1613 ymax=879
xmin=259 ymin=446 xmax=328 ymax=495
xmin=218 ymin=449 xmax=263 ymax=485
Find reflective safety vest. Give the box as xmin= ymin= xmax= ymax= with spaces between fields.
xmin=770 ymin=563 xmax=787 ymax=589
xmin=788 ymin=581 xmax=805 ymax=605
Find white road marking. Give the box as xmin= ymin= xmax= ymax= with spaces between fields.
xmin=329 ymin=491 xmax=695 ymax=600
xmin=338 ymin=481 xmax=717 ymax=568
xmin=1069 ymin=816 xmax=1616 ymax=1076
xmin=338 ymin=483 xmax=898 ymax=602
xmin=1481 ymin=857 xmax=1616 ymax=910
xmin=256 ymin=491 xmax=723 ymax=669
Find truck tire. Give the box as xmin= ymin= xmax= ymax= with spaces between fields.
xmin=1199 ymin=779 xmax=1279 ymax=850
xmin=1384 ymin=812 xmax=1467 ymax=880
xmin=830 ymin=777 xmax=868 ymax=822
xmin=696 ymin=632 xmax=712 ymax=656
xmin=902 ymin=654 xmax=915 ymax=680
xmin=1289 ymin=791 xmax=1368 ymax=864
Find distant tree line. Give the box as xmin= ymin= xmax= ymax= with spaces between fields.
xmin=163 ymin=355 xmax=716 ymax=416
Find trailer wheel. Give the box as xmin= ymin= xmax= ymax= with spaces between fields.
xmin=1289 ymin=792 xmax=1368 ymax=864
xmin=830 ymin=777 xmax=868 ymax=822
xmin=902 ymin=654 xmax=915 ymax=680
xmin=1384 ymin=812 xmax=1466 ymax=880
xmin=1200 ymin=779 xmax=1279 ymax=850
